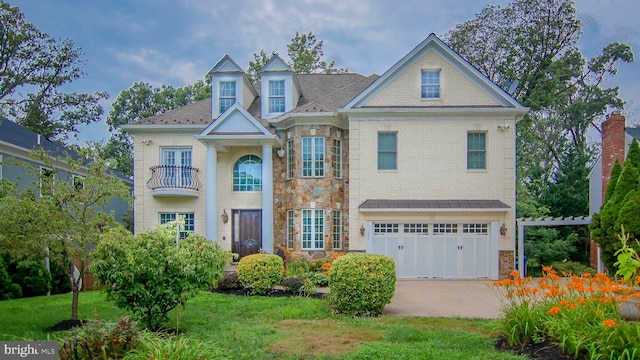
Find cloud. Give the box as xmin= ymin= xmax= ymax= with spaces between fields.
xmin=108 ymin=48 xmax=202 ymax=87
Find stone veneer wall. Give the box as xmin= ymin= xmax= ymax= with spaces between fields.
xmin=272 ymin=125 xmax=349 ymax=257
xmin=499 ymin=250 xmax=515 ymax=279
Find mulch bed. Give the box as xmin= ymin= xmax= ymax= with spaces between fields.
xmin=211 ymin=287 xmax=326 ymax=300
xmin=495 ymin=337 xmax=589 ymax=360
xmin=48 ymin=319 xmax=89 ymax=332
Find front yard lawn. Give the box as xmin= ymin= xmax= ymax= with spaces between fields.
xmin=0 ymin=290 xmax=526 ymax=359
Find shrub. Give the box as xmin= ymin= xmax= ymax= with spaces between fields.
xmin=302 ymin=271 xmax=329 ymax=287
xmin=547 ymin=260 xmax=596 ymax=277
xmin=9 ymin=259 xmax=51 ymax=297
xmin=0 ymin=255 xmax=21 ymax=300
xmin=327 ymin=253 xmax=396 ymax=316
xmin=59 ymin=317 xmax=142 ymax=360
xmin=90 ymin=225 xmax=231 ymax=330
xmin=217 ymin=272 xmax=243 ymax=290
xmin=286 ymin=256 xmax=310 ymax=276
xmin=236 ymin=253 xmax=284 ymax=295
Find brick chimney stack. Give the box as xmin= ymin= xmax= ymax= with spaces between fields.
xmin=601 ymin=111 xmax=627 ymax=201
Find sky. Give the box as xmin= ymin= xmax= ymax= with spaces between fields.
xmin=7 ymin=0 xmax=640 ymax=145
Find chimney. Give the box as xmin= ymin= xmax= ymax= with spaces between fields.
xmin=601 ymin=111 xmax=626 ymax=201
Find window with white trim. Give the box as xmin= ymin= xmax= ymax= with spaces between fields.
xmin=463 ymin=223 xmax=488 ymax=234
xmin=72 ymin=175 xmax=85 ymax=191
xmin=40 ymin=167 xmax=54 ymax=197
xmin=159 ymin=212 xmax=195 ymax=239
xmin=421 ymin=70 xmax=440 ymax=99
xmin=233 ymin=155 xmax=262 ymax=191
xmin=374 ymin=223 xmax=399 ymax=234
xmin=403 ymin=224 xmax=429 ymax=234
xmin=302 ymin=137 xmax=324 ymax=177
xmin=286 ymin=210 xmax=295 ymax=249
xmin=433 ymin=223 xmax=458 ymax=234
xmin=332 ymin=210 xmax=342 ymax=250
xmin=286 ymin=139 xmax=294 ymax=180
xmin=161 ymin=147 xmax=193 ymax=187
xmin=467 ymin=132 xmax=486 ymax=170
xmin=378 ymin=132 xmax=397 ymax=170
xmin=219 ymin=81 xmax=236 ymax=113
xmin=333 ymin=139 xmax=342 ymax=178
xmin=268 ymin=80 xmax=285 ymax=113
xmin=302 ymin=209 xmax=324 ymax=250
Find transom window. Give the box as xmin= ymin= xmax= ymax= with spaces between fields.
xmin=233 ymin=155 xmax=262 ymax=191
xmin=332 ymin=210 xmax=342 ymax=250
xmin=378 ymin=132 xmax=397 ymax=170
xmin=269 ymin=80 xmax=285 ymax=113
xmin=421 ymin=70 xmax=441 ymax=99
xmin=219 ymin=81 xmax=236 ymax=113
xmin=286 ymin=210 xmax=295 ymax=249
xmin=433 ymin=223 xmax=458 ymax=234
xmin=374 ymin=223 xmax=399 ymax=234
xmin=286 ymin=139 xmax=294 ymax=180
xmin=159 ymin=212 xmax=195 ymax=239
xmin=333 ymin=139 xmax=342 ymax=178
xmin=403 ymin=224 xmax=429 ymax=234
xmin=302 ymin=137 xmax=324 ymax=177
xmin=302 ymin=209 xmax=324 ymax=250
xmin=463 ymin=223 xmax=488 ymax=234
xmin=467 ymin=132 xmax=486 ymax=170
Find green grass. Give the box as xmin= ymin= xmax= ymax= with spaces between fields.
xmin=0 ymin=291 xmax=527 ymax=359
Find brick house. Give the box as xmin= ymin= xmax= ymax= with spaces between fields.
xmin=123 ymin=34 xmax=528 ymax=279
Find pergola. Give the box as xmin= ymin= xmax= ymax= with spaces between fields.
xmin=516 ymin=216 xmax=592 ymax=277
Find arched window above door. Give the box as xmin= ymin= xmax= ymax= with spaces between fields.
xmin=233 ymin=155 xmax=262 ymax=191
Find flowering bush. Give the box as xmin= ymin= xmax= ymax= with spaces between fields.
xmin=310 ymin=252 xmax=344 ymax=274
xmin=494 ymin=267 xmax=640 ymax=359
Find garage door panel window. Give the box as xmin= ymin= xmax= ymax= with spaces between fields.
xmin=403 ymin=224 xmax=428 ymax=234
xmin=463 ymin=223 xmax=488 ymax=234
xmin=374 ymin=223 xmax=399 ymax=234
xmin=302 ymin=209 xmax=324 ymax=250
xmin=433 ymin=223 xmax=458 ymax=234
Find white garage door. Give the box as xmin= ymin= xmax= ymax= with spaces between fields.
xmin=370 ymin=223 xmax=491 ymax=279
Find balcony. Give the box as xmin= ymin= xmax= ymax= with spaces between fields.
xmin=147 ymin=165 xmax=202 ymax=197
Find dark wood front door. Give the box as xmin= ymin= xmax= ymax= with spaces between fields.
xmin=232 ymin=210 xmax=262 ymax=259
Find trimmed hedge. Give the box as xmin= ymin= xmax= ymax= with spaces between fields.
xmin=236 ymin=254 xmax=284 ymax=295
xmin=327 ymin=253 xmax=396 ymax=316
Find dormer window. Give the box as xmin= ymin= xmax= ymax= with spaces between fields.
xmin=219 ymin=81 xmax=236 ymax=113
xmin=269 ymin=80 xmax=285 ymax=113
xmin=421 ymin=70 xmax=440 ymax=99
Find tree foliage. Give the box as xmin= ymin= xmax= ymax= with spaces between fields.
xmin=0 ymin=1 xmax=107 ymax=142
xmin=90 ymin=223 xmax=230 ymax=330
xmin=246 ymin=31 xmax=347 ymax=83
xmin=0 ymin=149 xmax=130 ymax=319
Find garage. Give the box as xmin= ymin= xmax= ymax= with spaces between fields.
xmin=369 ymin=222 xmax=493 ymax=279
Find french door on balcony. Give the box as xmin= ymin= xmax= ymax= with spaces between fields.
xmin=161 ymin=148 xmax=192 ymax=187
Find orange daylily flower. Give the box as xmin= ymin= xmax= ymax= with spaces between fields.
xmin=548 ymin=307 xmax=561 ymax=315
xmin=602 ymin=319 xmax=617 ymax=328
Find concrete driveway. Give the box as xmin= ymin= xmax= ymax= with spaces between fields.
xmin=383 ymin=280 xmax=504 ymax=318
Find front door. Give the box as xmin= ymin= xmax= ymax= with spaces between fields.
xmin=232 ymin=210 xmax=262 ymax=259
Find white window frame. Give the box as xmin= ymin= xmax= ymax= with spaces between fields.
xmin=72 ymin=175 xmax=85 ymax=191
xmin=233 ymin=154 xmax=262 ymax=192
xmin=332 ymin=210 xmax=342 ymax=250
xmin=333 ymin=139 xmax=342 ymax=179
xmin=301 ymin=137 xmax=325 ymax=178
xmin=463 ymin=223 xmax=488 ymax=234
xmin=286 ymin=210 xmax=295 ymax=249
xmin=286 ymin=139 xmax=294 ymax=180
xmin=160 ymin=147 xmax=193 ymax=187
xmin=302 ymin=209 xmax=324 ymax=250
xmin=421 ymin=69 xmax=441 ymax=99
xmin=159 ymin=212 xmax=195 ymax=239
xmin=403 ymin=224 xmax=429 ymax=234
xmin=377 ymin=132 xmax=397 ymax=170
xmin=467 ymin=132 xmax=487 ymax=170
xmin=433 ymin=223 xmax=458 ymax=234
xmin=39 ymin=166 xmax=55 ymax=197
xmin=374 ymin=223 xmax=399 ymax=234
xmin=268 ymin=80 xmax=285 ymax=113
xmin=219 ymin=80 xmax=236 ymax=113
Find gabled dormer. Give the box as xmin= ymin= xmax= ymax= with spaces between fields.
xmin=259 ymin=54 xmax=301 ymax=119
xmin=206 ymin=55 xmax=258 ymax=118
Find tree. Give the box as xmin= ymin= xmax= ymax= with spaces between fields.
xmin=246 ymin=31 xmax=347 ymax=83
xmin=0 ymin=149 xmax=130 ymax=320
xmin=101 ymin=81 xmax=210 ymax=176
xmin=0 ymin=1 xmax=107 ymax=142
xmin=90 ymin=223 xmax=230 ymax=330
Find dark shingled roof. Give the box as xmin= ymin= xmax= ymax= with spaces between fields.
xmin=128 ymin=73 xmax=379 ymax=127
xmin=359 ymin=199 xmax=511 ymax=210
xmin=625 ymin=127 xmax=640 ymax=140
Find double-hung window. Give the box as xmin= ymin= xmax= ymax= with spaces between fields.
xmin=302 ymin=137 xmax=324 ymax=177
xmin=268 ymin=80 xmax=285 ymax=113
xmin=286 ymin=210 xmax=295 ymax=249
xmin=421 ymin=70 xmax=441 ymax=99
xmin=160 ymin=212 xmax=195 ymax=239
xmin=467 ymin=132 xmax=486 ymax=170
xmin=219 ymin=81 xmax=236 ymax=113
xmin=302 ymin=209 xmax=324 ymax=250
xmin=332 ymin=210 xmax=342 ymax=250
xmin=378 ymin=132 xmax=397 ymax=170
xmin=286 ymin=139 xmax=294 ymax=180
xmin=333 ymin=139 xmax=342 ymax=178
xmin=161 ymin=147 xmax=193 ymax=187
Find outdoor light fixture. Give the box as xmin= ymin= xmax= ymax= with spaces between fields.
xmin=500 ymin=223 xmax=507 ymax=236
xmin=360 ymin=224 xmax=365 ymax=236
xmin=140 ymin=139 xmax=153 ymax=145
xmin=221 ymin=209 xmax=229 ymax=224
xmin=276 ymin=148 xmax=285 ymax=158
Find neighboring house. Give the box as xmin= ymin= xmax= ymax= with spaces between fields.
xmin=0 ymin=118 xmax=132 ymax=226
xmin=123 ymin=34 xmax=528 ymax=279
xmin=588 ymin=111 xmax=638 ymax=271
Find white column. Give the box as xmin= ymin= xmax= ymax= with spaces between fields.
xmin=261 ymin=143 xmax=273 ymax=253
xmin=206 ymin=144 xmax=218 ymax=241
